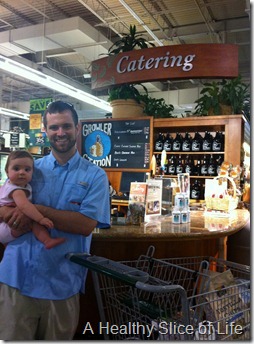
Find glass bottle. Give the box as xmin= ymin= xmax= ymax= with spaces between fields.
xmin=202 ymin=131 xmax=213 ymax=151
xmin=164 ymin=158 xmax=170 ymax=175
xmin=172 ymin=132 xmax=183 ymax=152
xmin=163 ymin=133 xmax=173 ymax=152
xmin=200 ymin=155 xmax=208 ymax=176
xmin=212 ymin=131 xmax=223 ymax=152
xmin=190 ymin=179 xmax=202 ymax=200
xmin=195 ymin=159 xmax=202 ymax=176
xmin=191 ymin=132 xmax=202 ymax=152
xmin=154 ymin=133 xmax=164 ymax=152
xmin=184 ymin=155 xmax=194 ymax=175
xmin=155 ymin=154 xmax=161 ymax=174
xmin=182 ymin=132 xmax=192 ymax=152
xmin=216 ymin=155 xmax=224 ymax=175
xmin=167 ymin=155 xmax=177 ymax=175
xmin=208 ymin=154 xmax=217 ymax=176
xmin=176 ymin=155 xmax=184 ymax=174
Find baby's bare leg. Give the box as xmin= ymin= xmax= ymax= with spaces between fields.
xmin=32 ymin=222 xmax=65 ymax=249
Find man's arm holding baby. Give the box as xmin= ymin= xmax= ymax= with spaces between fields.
xmin=0 ymin=204 xmax=97 ymax=237
xmin=0 ymin=206 xmax=33 ymax=236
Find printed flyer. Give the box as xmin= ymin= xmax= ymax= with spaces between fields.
xmin=127 ymin=182 xmax=147 ymax=225
xmin=144 ymin=179 xmax=162 ymax=222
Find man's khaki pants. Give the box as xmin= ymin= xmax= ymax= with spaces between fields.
xmin=0 ymin=283 xmax=80 ymax=340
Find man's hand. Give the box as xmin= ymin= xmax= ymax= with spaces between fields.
xmin=0 ymin=206 xmax=32 ymax=235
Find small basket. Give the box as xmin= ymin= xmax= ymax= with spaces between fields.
xmin=205 ymin=176 xmax=238 ymax=212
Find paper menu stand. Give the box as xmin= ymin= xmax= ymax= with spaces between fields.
xmin=144 ymin=179 xmax=163 ymax=223
xmin=127 ymin=182 xmax=147 ymax=225
xmin=155 ymin=177 xmax=178 ymax=216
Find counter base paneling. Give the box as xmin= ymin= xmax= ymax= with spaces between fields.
xmin=90 ymin=237 xmax=220 ymax=260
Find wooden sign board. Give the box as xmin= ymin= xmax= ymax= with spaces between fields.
xmin=91 ymin=44 xmax=238 ymax=90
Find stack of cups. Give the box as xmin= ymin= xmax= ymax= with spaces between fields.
xmin=172 ymin=173 xmax=190 ymax=224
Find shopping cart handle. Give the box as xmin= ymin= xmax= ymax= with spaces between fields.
xmin=135 ymin=281 xmax=187 ymax=295
xmin=66 ymin=252 xmax=149 ymax=285
xmin=66 ymin=252 xmax=90 ymax=259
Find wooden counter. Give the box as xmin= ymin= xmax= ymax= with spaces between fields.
xmin=91 ymin=209 xmax=249 ymax=260
xmin=95 ymin=209 xmax=249 ymax=238
xmin=76 ymin=209 xmax=249 ymax=338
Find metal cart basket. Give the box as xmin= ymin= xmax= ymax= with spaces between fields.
xmin=67 ymin=246 xmax=250 ymax=341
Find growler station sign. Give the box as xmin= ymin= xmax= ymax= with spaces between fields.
xmin=80 ymin=118 xmax=152 ymax=171
xmin=91 ymin=44 xmax=238 ymax=90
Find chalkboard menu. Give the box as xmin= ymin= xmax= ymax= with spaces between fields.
xmin=3 ymin=133 xmax=26 ymax=148
xmin=80 ymin=117 xmax=153 ymax=171
xmin=10 ymin=133 xmax=20 ymax=146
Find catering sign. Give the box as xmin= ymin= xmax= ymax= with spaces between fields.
xmin=91 ymin=44 xmax=238 ymax=90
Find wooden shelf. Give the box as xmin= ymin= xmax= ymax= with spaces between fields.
xmin=158 ymin=175 xmax=215 ymax=179
xmin=153 ymin=115 xmax=246 ymax=167
xmin=154 ymin=151 xmax=224 ymax=155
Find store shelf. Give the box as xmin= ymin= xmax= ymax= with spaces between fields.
xmin=154 ymin=151 xmax=224 ymax=155
xmin=153 ymin=115 xmax=246 ymax=201
xmin=153 ymin=115 xmax=246 ymax=166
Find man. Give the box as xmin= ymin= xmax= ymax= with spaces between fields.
xmin=0 ymin=101 xmax=110 ymax=340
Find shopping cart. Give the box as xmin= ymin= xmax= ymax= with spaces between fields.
xmin=67 ymin=246 xmax=250 ymax=341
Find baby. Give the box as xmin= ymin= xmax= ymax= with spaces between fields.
xmin=0 ymin=150 xmax=65 ymax=249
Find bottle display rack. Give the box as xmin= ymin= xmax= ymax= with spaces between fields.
xmin=152 ymin=115 xmax=246 ymax=200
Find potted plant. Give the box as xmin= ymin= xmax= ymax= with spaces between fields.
xmin=139 ymin=94 xmax=175 ymax=118
xmin=219 ymin=76 xmax=250 ymax=115
xmin=194 ymin=81 xmax=221 ymax=116
xmin=108 ymin=85 xmax=175 ymax=118
xmin=108 ymin=83 xmax=148 ymax=118
xmin=106 ymin=25 xmax=175 ymax=119
xmin=105 ymin=25 xmax=156 ymax=118
xmin=107 ymin=83 xmax=147 ymax=103
xmin=107 ymin=24 xmax=155 ymax=55
xmin=194 ymin=76 xmax=250 ymax=117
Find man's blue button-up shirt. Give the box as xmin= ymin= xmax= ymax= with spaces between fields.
xmin=0 ymin=151 xmax=110 ymax=300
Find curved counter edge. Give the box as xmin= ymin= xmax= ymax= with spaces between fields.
xmin=93 ymin=209 xmax=249 ymax=241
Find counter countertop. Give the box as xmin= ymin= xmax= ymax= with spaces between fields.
xmin=93 ymin=209 xmax=249 ymax=241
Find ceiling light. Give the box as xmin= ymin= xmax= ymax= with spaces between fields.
xmin=0 ymin=107 xmax=30 ymax=120
xmin=83 ymin=73 xmax=91 ymax=79
xmin=119 ymin=0 xmax=164 ymax=46
xmin=0 ymin=54 xmax=112 ymax=113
